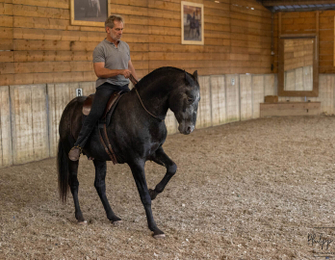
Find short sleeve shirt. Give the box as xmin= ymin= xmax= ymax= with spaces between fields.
xmin=93 ymin=39 xmax=130 ymax=87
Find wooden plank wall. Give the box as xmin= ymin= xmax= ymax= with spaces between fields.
xmin=282 ymin=37 xmax=314 ymax=91
xmin=274 ymin=10 xmax=335 ymax=74
xmin=284 ymin=38 xmax=313 ymax=71
xmin=229 ymin=0 xmax=272 ymax=74
xmin=0 ymin=0 xmax=13 ymax=81
xmin=0 ymin=0 xmax=273 ymax=87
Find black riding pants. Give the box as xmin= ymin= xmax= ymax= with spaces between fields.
xmin=74 ymin=82 xmax=130 ymax=148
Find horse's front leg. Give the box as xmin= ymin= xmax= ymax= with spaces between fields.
xmin=148 ymin=147 xmax=177 ymax=201
xmin=128 ymin=159 xmax=165 ymax=239
xmin=93 ymin=160 xmax=122 ymax=224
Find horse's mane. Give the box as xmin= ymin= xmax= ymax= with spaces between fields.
xmin=136 ymin=67 xmax=186 ymax=88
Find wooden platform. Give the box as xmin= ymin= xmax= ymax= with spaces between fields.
xmin=260 ymin=102 xmax=321 ymax=117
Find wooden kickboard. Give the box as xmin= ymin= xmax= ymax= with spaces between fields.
xmin=260 ymin=102 xmax=321 ymax=117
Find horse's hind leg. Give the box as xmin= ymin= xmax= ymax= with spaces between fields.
xmin=148 ymin=147 xmax=177 ymax=200
xmin=93 ymin=160 xmax=121 ymax=224
xmin=68 ymin=161 xmax=86 ymax=223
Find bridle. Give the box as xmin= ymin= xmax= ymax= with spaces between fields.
xmin=129 ymin=74 xmax=162 ymax=121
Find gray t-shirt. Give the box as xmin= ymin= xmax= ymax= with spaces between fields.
xmin=93 ymin=39 xmax=130 ymax=87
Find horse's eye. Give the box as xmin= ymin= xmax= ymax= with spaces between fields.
xmin=187 ymin=97 xmax=193 ymax=103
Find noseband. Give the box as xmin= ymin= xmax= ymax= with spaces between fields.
xmin=130 ymin=74 xmax=162 ymax=122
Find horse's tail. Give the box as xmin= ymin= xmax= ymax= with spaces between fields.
xmin=57 ymin=139 xmax=69 ymax=202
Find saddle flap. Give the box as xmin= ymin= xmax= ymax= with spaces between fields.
xmin=83 ymin=94 xmax=94 ymax=116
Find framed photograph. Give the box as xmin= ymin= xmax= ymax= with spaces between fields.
xmin=181 ymin=1 xmax=204 ymax=45
xmin=71 ymin=0 xmax=111 ymax=27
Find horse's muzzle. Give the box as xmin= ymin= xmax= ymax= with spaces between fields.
xmin=178 ymin=124 xmax=195 ymax=135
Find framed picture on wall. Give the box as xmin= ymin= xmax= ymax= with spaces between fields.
xmin=181 ymin=1 xmax=204 ymax=45
xmin=71 ymin=0 xmax=111 ymax=27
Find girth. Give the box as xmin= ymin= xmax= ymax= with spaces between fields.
xmin=82 ymin=91 xmax=125 ymax=164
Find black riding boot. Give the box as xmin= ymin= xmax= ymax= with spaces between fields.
xmin=68 ymin=123 xmax=94 ymax=161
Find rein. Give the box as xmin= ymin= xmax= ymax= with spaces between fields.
xmin=130 ymin=74 xmax=162 ymax=122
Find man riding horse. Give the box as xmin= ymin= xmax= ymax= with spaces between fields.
xmin=68 ymin=14 xmax=138 ymax=161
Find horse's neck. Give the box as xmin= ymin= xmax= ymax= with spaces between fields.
xmin=136 ymin=76 xmax=174 ymax=120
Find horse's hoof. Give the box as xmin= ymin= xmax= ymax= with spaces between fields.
xmin=149 ymin=189 xmax=157 ymax=200
xmin=78 ymin=220 xmax=87 ymax=225
xmin=153 ymin=233 xmax=165 ymax=239
xmin=111 ymin=220 xmax=122 ymax=226
xmin=152 ymin=229 xmax=165 ymax=239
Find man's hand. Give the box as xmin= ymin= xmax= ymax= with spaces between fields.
xmin=121 ymin=69 xmax=132 ymax=78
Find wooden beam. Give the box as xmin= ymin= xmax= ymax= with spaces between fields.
xmin=262 ymin=0 xmax=335 ymax=6
xmin=260 ymin=102 xmax=321 ymax=117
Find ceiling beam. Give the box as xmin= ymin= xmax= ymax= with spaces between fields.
xmin=262 ymin=0 xmax=335 ymax=6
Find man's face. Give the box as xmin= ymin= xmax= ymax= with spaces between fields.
xmin=107 ymin=21 xmax=124 ymax=41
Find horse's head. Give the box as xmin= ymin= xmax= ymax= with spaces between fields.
xmin=169 ymin=70 xmax=200 ymax=135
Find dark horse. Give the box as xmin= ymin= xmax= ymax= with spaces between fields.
xmin=57 ymin=67 xmax=200 ymax=238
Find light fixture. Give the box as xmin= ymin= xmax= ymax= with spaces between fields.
xmin=214 ymin=0 xmax=220 ymax=3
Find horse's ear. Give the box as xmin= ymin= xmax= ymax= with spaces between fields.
xmin=185 ymin=71 xmax=193 ymax=85
xmin=193 ymin=70 xmax=198 ymax=82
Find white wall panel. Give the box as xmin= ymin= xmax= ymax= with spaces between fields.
xmin=8 ymin=72 xmax=333 ymax=166
xmin=252 ymin=75 xmax=264 ymax=119
xmin=10 ymin=84 xmax=49 ymax=164
xmin=226 ymin=74 xmax=240 ymax=123
xmin=197 ymin=76 xmax=212 ymax=128
xmin=240 ymin=74 xmax=252 ymax=121
xmin=264 ymin=74 xmax=276 ymax=96
xmin=0 ymin=86 xmax=12 ymax=167
xmin=210 ymin=75 xmax=226 ymax=126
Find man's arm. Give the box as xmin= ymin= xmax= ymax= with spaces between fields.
xmin=128 ymin=60 xmax=138 ymax=80
xmin=93 ymin=62 xmax=131 ymax=78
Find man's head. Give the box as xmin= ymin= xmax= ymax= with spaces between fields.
xmin=105 ymin=15 xmax=124 ymax=42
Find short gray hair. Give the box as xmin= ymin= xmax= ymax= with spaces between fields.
xmin=105 ymin=15 xmax=124 ymax=29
